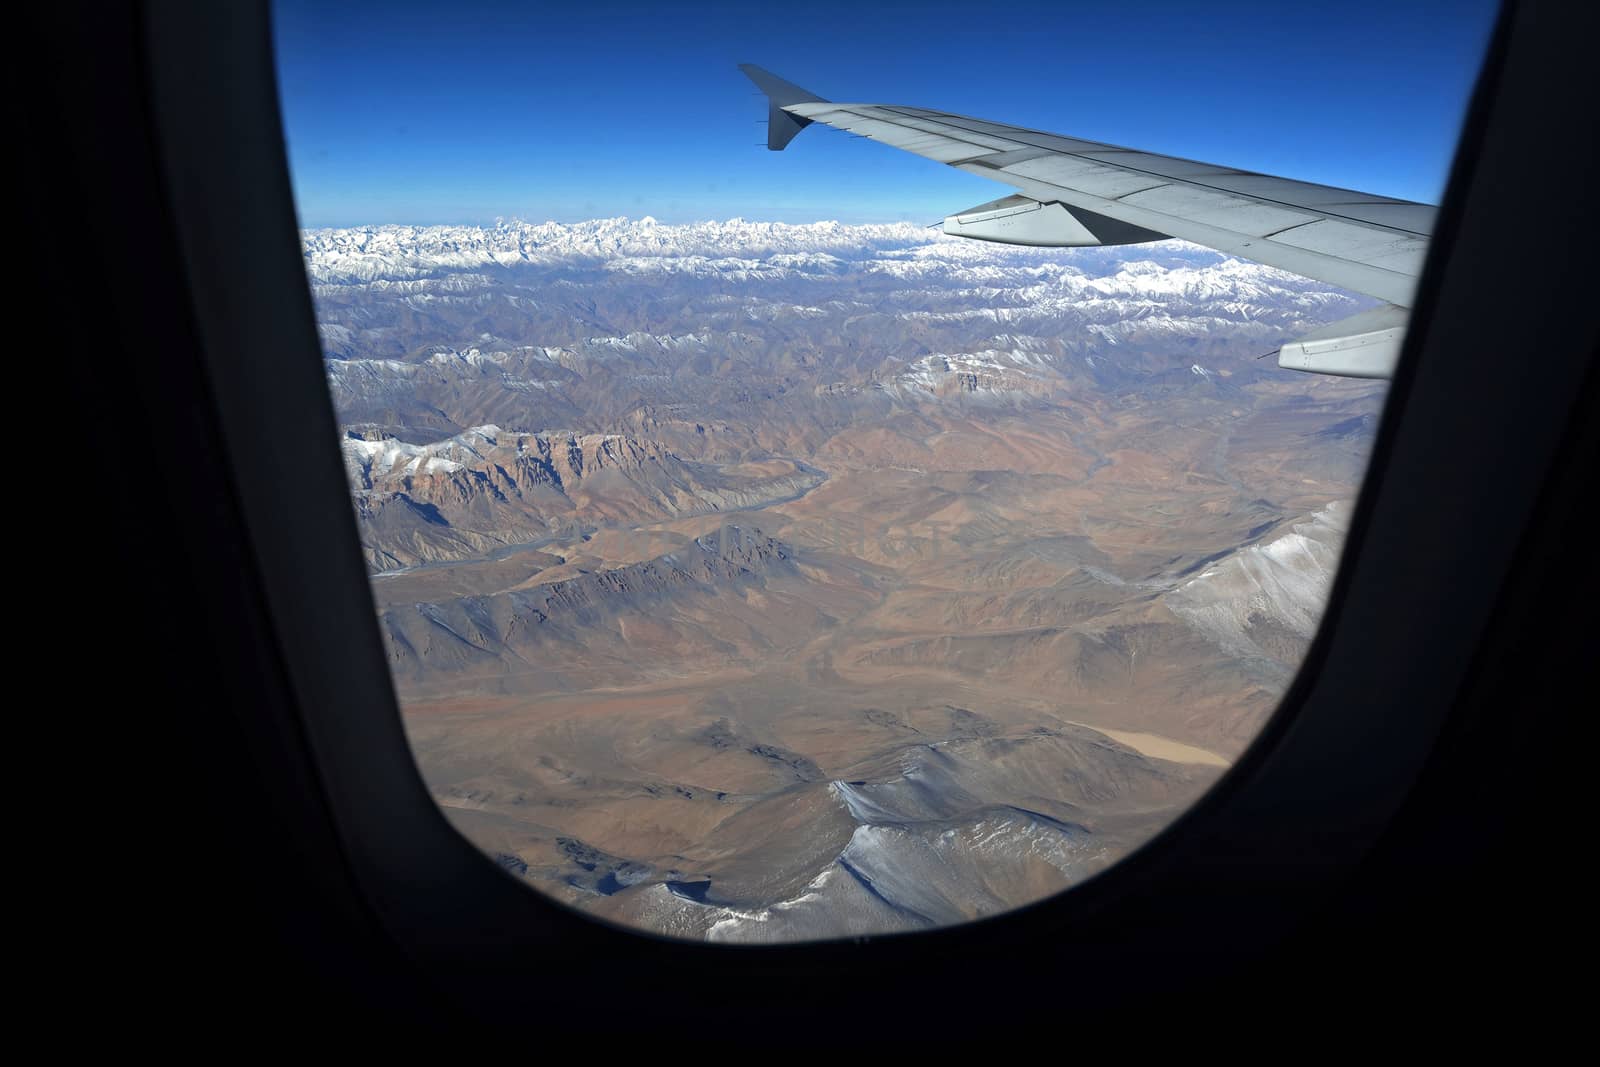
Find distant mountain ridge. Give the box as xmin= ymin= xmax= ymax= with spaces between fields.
xmin=308 ymin=219 xmax=1372 ymax=450
xmin=301 ymin=217 xmax=939 ymax=284
xmin=300 ymin=217 xmax=1366 ymax=308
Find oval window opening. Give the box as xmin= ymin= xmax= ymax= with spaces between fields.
xmin=272 ymin=0 xmax=1497 ymax=941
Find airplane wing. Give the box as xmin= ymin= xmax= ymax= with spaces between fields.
xmin=741 ymin=64 xmax=1433 ymax=379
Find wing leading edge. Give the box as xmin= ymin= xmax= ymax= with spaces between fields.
xmin=739 ymin=64 xmax=1434 ymax=379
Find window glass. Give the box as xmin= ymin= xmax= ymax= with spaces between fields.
xmin=274 ymin=0 xmax=1496 ymax=941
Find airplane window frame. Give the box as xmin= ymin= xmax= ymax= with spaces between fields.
xmin=125 ymin=0 xmax=1594 ymax=992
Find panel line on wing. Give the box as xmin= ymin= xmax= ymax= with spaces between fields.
xmin=799 ymin=103 xmax=1434 ymax=240
xmin=776 ymin=88 xmax=1431 ymax=306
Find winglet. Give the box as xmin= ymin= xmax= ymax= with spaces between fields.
xmin=739 ymin=64 xmax=827 ymax=151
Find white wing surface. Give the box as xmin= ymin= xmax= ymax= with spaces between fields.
xmin=742 ymin=64 xmax=1433 ymax=379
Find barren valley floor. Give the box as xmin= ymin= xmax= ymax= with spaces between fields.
xmin=384 ymin=402 xmax=1367 ymax=939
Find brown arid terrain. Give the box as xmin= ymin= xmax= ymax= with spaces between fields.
xmin=306 ymin=219 xmax=1384 ymax=940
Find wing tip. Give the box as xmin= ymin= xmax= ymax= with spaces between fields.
xmin=739 ymin=64 xmax=827 ymax=151
xmin=738 ymin=64 xmax=826 ymax=106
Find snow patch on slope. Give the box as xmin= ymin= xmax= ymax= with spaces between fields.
xmin=1166 ymin=501 xmax=1351 ymax=662
xmin=341 ymin=425 xmax=503 ymax=485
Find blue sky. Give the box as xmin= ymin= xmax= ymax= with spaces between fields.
xmin=273 ymin=0 xmax=1500 ymax=228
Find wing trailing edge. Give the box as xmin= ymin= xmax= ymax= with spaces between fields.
xmin=1277 ymin=304 xmax=1409 ymax=379
xmin=944 ymin=194 xmax=1168 ymax=247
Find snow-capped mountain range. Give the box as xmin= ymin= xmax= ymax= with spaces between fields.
xmin=306 ymin=217 xmax=1371 ymax=429
xmin=301 ymin=217 xmax=937 ymax=284
xmin=300 ymin=217 xmax=1362 ymax=310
